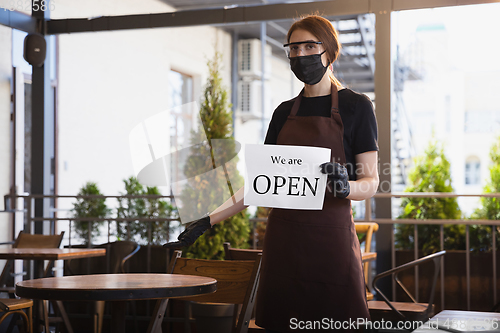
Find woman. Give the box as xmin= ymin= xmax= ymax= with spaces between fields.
xmin=165 ymin=15 xmax=379 ymax=332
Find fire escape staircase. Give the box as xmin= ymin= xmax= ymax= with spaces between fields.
xmin=334 ymin=14 xmax=375 ymax=93
xmin=334 ymin=14 xmax=416 ymax=188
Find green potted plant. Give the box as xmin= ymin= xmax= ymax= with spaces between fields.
xmin=395 ymin=139 xmax=463 ymax=254
xmin=115 ymin=176 xmax=179 ymax=273
xmin=116 ymin=176 xmax=178 ymax=245
xmin=179 ymin=52 xmax=251 ymax=332
xmin=180 ymin=52 xmax=250 ymax=260
xmin=71 ymin=182 xmax=110 ymax=245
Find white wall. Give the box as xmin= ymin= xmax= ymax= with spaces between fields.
xmin=56 ymin=24 xmax=233 ymax=241
xmin=457 ymin=70 xmax=500 ymax=215
xmin=401 ymin=32 xmax=500 ymax=216
xmin=54 ymin=0 xmax=230 ymax=204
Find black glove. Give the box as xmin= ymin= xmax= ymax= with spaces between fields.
xmin=320 ymin=162 xmax=350 ymax=199
xmin=163 ymin=215 xmax=211 ymax=249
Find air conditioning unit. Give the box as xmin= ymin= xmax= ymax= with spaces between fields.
xmin=238 ymin=39 xmax=272 ymax=79
xmin=237 ymin=80 xmax=262 ymax=120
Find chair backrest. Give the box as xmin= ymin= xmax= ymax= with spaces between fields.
xmin=168 ymin=250 xmax=262 ymax=333
xmin=223 ymin=242 xmax=262 ymax=260
xmin=0 ymin=231 xmax=65 ymax=288
xmin=371 ymin=250 xmax=446 ymax=321
xmin=9 ymin=229 xmax=64 ymax=252
xmin=67 ymin=240 xmax=140 ymax=275
xmin=95 ymin=240 xmax=141 ymax=274
xmin=14 ymin=231 xmax=65 ymax=249
xmin=355 ymin=222 xmax=378 ymax=285
xmin=354 ymin=222 xmax=378 ymax=253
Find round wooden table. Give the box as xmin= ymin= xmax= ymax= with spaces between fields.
xmin=16 ymin=273 xmax=217 ymax=333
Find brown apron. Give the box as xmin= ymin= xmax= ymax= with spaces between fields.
xmin=255 ymin=85 xmax=369 ymax=332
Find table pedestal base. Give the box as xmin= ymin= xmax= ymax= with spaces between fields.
xmin=110 ymin=301 xmax=127 ymax=333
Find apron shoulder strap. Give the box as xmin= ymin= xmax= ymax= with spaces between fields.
xmin=290 ymin=89 xmax=303 ymax=117
xmin=331 ymin=84 xmax=339 ymax=114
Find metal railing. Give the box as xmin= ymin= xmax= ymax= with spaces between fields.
xmin=371 ymin=192 xmax=500 ymax=312
xmin=248 ymin=192 xmax=500 ymax=312
xmin=1 ymin=193 xmax=181 ymax=276
xmin=2 ymin=192 xmax=500 ymax=312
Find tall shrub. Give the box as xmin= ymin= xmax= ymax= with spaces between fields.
xmin=71 ymin=182 xmax=110 ymax=245
xmin=395 ymin=140 xmax=463 ymax=254
xmin=470 ymin=135 xmax=500 ymax=251
xmin=116 ymin=176 xmax=178 ymax=245
xmin=181 ymin=53 xmax=250 ymax=259
xmin=253 ymin=207 xmax=271 ymax=249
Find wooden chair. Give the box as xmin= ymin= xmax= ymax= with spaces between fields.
xmin=355 ymin=222 xmax=379 ymax=300
xmin=0 ymin=231 xmax=65 ymax=295
xmin=0 ymin=231 xmax=65 ymax=333
xmin=95 ymin=241 xmax=141 ymax=333
xmin=148 ymin=250 xmax=262 ymax=333
xmin=223 ymin=243 xmax=264 ymax=333
xmin=223 ymin=242 xmax=262 ymax=261
xmin=66 ymin=240 xmax=141 ymax=333
xmin=66 ymin=240 xmax=140 ymax=275
xmin=368 ymin=250 xmax=446 ymax=326
xmin=0 ymin=298 xmax=33 ymax=333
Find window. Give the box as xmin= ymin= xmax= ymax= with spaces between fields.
xmin=169 ymin=71 xmax=192 ymax=108
xmin=464 ymin=110 xmax=500 ymax=133
xmin=411 ymin=112 xmax=434 ymax=136
xmin=168 ymin=70 xmax=194 ymax=193
xmin=465 ymin=157 xmax=480 ymax=185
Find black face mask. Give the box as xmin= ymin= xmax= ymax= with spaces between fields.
xmin=289 ymin=51 xmax=328 ymax=85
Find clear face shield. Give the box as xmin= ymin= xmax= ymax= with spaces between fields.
xmin=283 ymin=41 xmax=323 ymax=58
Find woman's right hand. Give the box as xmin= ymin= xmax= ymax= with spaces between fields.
xmin=163 ymin=216 xmax=212 ymax=249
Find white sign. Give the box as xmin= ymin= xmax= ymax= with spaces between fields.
xmin=244 ymin=144 xmax=331 ymax=210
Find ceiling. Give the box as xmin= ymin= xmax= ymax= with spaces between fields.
xmin=159 ymin=0 xmax=316 ymax=11
xmin=159 ymin=0 xmax=336 ymax=57
xmin=157 ymin=0 xmax=361 ymax=60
